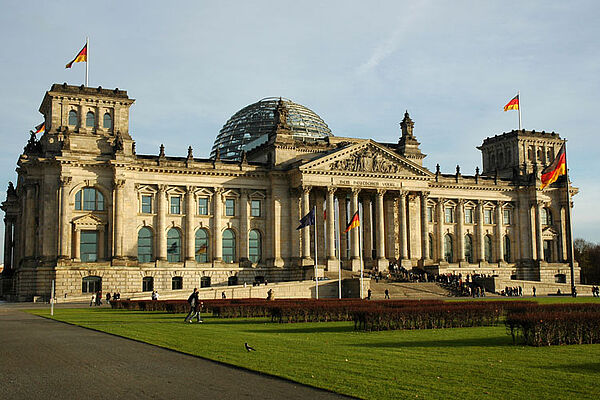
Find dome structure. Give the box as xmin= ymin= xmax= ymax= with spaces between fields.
xmin=211 ymin=97 xmax=333 ymax=160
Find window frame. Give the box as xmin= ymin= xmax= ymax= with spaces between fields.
xmin=484 ymin=209 xmax=493 ymax=224
xmin=251 ymin=199 xmax=261 ymax=217
xmin=103 ymin=112 xmax=112 ymax=129
xmin=198 ymin=197 xmax=209 ymax=215
xmin=86 ymin=111 xmax=95 ymax=128
xmin=137 ymin=227 xmax=153 ymax=263
xmin=503 ymin=209 xmax=511 ymax=225
xmin=427 ymin=206 xmax=433 ymax=223
xmin=464 ymin=208 xmax=473 ymax=224
xmin=225 ymin=198 xmax=235 ymax=217
xmin=195 ymin=228 xmax=209 ymax=263
xmin=142 ymin=276 xmax=154 ymax=292
xmin=80 ymin=230 xmax=99 ymax=262
xmin=170 ymin=195 xmax=181 ymax=215
xmin=68 ymin=110 xmax=78 ymax=126
xmin=222 ymin=229 xmax=236 ymax=263
xmin=444 ymin=207 xmax=454 ymax=223
xmin=75 ymin=187 xmax=105 ymax=211
xmin=167 ymin=228 xmax=182 ymax=262
xmin=141 ymin=195 xmax=153 ymax=214
xmin=248 ymin=229 xmax=261 ymax=264
xmin=172 ymin=277 xmax=183 ymax=290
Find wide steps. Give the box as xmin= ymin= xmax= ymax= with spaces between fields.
xmin=369 ymin=281 xmax=452 ymax=300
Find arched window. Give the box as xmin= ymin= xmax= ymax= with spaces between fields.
xmin=464 ymin=234 xmax=473 ymax=263
xmin=137 ymin=227 xmax=153 ymax=263
xmin=142 ymin=276 xmax=154 ymax=292
xmin=195 ymin=229 xmax=209 ymax=263
xmin=172 ymin=276 xmax=183 ymax=290
xmin=86 ymin=111 xmax=95 ymax=127
xmin=82 ymin=276 xmax=102 ymax=293
xmin=444 ymin=234 xmax=453 ymax=263
xmin=103 ymin=112 xmax=112 ymax=129
xmin=167 ymin=228 xmax=181 ymax=262
xmin=504 ymin=235 xmax=511 ymax=262
xmin=248 ymin=230 xmax=261 ymax=264
xmin=428 ymin=234 xmax=434 ymax=260
xmin=222 ymin=229 xmax=236 ymax=263
xmin=541 ymin=208 xmax=552 ymax=225
xmin=80 ymin=230 xmax=98 ymax=262
xmin=68 ymin=110 xmax=78 ymax=126
xmin=484 ymin=235 xmax=493 ymax=262
xmin=75 ymin=187 xmax=105 ymax=211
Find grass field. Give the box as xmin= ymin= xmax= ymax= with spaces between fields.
xmin=30 ymin=299 xmax=600 ymax=400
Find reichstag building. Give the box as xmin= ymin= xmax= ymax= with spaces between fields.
xmin=0 ymin=84 xmax=578 ymax=300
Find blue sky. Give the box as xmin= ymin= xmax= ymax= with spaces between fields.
xmin=0 ymin=0 xmax=598 ymax=261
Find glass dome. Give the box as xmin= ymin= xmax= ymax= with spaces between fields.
xmin=211 ymin=97 xmax=333 ymax=160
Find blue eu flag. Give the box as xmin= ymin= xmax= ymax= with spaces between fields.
xmin=297 ymin=208 xmax=315 ymax=230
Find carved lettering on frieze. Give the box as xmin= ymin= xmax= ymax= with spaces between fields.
xmin=330 ymin=148 xmax=401 ymax=173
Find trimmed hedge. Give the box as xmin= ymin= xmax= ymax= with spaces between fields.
xmin=505 ymin=303 xmax=600 ymax=346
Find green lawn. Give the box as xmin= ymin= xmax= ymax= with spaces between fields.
xmin=29 ymin=302 xmax=600 ymax=400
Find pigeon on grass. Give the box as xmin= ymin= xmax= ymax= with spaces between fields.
xmin=244 ymin=342 xmax=256 ymax=352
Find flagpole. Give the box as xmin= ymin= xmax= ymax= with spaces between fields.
xmin=334 ymin=197 xmax=342 ymax=299
xmin=518 ymin=90 xmax=522 ymax=131
xmin=313 ymin=205 xmax=319 ymax=299
xmin=358 ymin=203 xmax=364 ymax=299
xmin=563 ymin=140 xmax=576 ymax=295
xmin=85 ymin=36 xmax=89 ymax=87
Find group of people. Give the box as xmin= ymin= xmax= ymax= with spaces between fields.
xmin=151 ymin=290 xmax=159 ymax=300
xmin=591 ymin=286 xmax=600 ymax=297
xmin=501 ymin=286 xmax=523 ymax=297
xmin=89 ymin=291 xmax=121 ymax=306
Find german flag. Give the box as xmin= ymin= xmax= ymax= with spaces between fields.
xmin=540 ymin=144 xmax=566 ymax=190
xmin=344 ymin=211 xmax=360 ymax=233
xmin=34 ymin=122 xmax=45 ymax=134
xmin=503 ymin=94 xmax=519 ymax=111
xmin=66 ymin=43 xmax=87 ymax=68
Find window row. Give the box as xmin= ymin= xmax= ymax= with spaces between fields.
xmin=429 ymin=233 xmax=512 ymax=263
xmin=138 ymin=227 xmax=262 ymax=264
xmin=82 ymin=275 xmax=190 ymax=293
xmin=140 ymin=195 xmax=262 ymax=217
xmin=427 ymin=206 xmax=513 ymax=225
xmin=68 ymin=109 xmax=112 ymax=129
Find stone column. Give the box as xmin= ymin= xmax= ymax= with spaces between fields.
xmin=476 ymin=200 xmax=484 ymax=262
xmin=269 ymin=190 xmax=284 ymax=267
xmin=73 ymin=227 xmax=80 ymax=261
xmin=457 ymin=199 xmax=465 ymax=262
xmin=301 ymin=186 xmax=312 ymax=262
xmin=185 ymin=186 xmax=195 ymax=261
xmin=436 ymin=198 xmax=445 ymax=262
xmin=496 ymin=201 xmax=504 ymax=262
xmin=239 ymin=189 xmax=249 ymax=262
xmin=289 ymin=188 xmax=301 ymax=261
xmin=59 ymin=176 xmax=72 ymax=259
xmin=24 ymin=184 xmax=36 ymax=258
xmin=213 ymin=188 xmax=223 ymax=262
xmin=398 ymin=191 xmax=408 ymax=261
xmin=374 ymin=189 xmax=387 ymax=271
xmin=338 ymin=193 xmax=348 ymax=261
xmin=315 ymin=190 xmax=325 ymax=265
xmin=113 ymin=179 xmax=125 ymax=258
xmin=420 ymin=192 xmax=430 ymax=261
xmin=559 ymin=203 xmax=567 ymax=261
xmin=350 ymin=188 xmax=361 ymax=271
xmin=326 ymin=187 xmax=337 ymax=270
xmin=536 ymin=201 xmax=544 ymax=261
xmin=362 ymin=195 xmax=372 ymax=262
xmin=157 ymin=185 xmax=167 ymax=261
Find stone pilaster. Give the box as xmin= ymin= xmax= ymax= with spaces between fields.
xmin=24 ymin=183 xmax=36 ymax=258
xmin=437 ymin=198 xmax=445 ymax=262
xmin=457 ymin=199 xmax=465 ymax=262
xmin=268 ymin=190 xmax=284 ymax=267
xmin=398 ymin=191 xmax=408 ymax=260
xmin=476 ymin=200 xmax=485 ymax=262
xmin=535 ymin=201 xmax=544 ymax=261
xmin=374 ymin=189 xmax=387 ymax=271
xmin=362 ymin=195 xmax=372 ymax=262
xmin=239 ymin=189 xmax=249 ymax=262
xmin=157 ymin=185 xmax=167 ymax=261
xmin=338 ymin=193 xmax=348 ymax=261
xmin=350 ymin=188 xmax=361 ymax=271
xmin=185 ymin=186 xmax=195 ymax=261
xmin=301 ymin=185 xmax=312 ymax=263
xmin=213 ymin=187 xmax=223 ymax=262
xmin=113 ymin=179 xmax=125 ymax=258
xmin=420 ymin=191 xmax=430 ymax=262
xmin=59 ymin=176 xmax=72 ymax=259
xmin=496 ymin=201 xmax=504 ymax=262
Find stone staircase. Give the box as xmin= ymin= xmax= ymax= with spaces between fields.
xmin=369 ymin=281 xmax=453 ymax=300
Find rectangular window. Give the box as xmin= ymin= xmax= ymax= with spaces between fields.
xmin=444 ymin=207 xmax=454 ymax=223
xmin=170 ymin=196 xmax=181 ymax=214
xmin=465 ymin=208 xmax=473 ymax=224
xmin=251 ymin=200 xmax=261 ymax=217
xmin=427 ymin=206 xmax=433 ymax=222
xmin=80 ymin=230 xmax=98 ymax=262
xmin=225 ymin=198 xmax=235 ymax=216
xmin=484 ymin=209 xmax=493 ymax=224
xmin=198 ymin=197 xmax=209 ymax=215
xmin=503 ymin=209 xmax=511 ymax=225
xmin=141 ymin=195 xmax=152 ymax=214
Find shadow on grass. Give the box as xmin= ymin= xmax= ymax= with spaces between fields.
xmin=539 ymin=362 xmax=600 ymax=374
xmin=244 ymin=325 xmax=355 ymax=334
xmin=352 ymin=335 xmax=512 ymax=348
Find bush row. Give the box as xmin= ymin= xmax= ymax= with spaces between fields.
xmin=505 ymin=303 xmax=600 ymax=346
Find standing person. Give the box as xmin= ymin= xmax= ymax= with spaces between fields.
xmin=384 ymin=289 xmax=390 ymax=299
xmin=106 ymin=292 xmax=111 ymax=303
xmin=221 ymin=291 xmax=226 ymax=299
xmin=367 ymin=289 xmax=372 ymax=300
xmin=532 ymin=286 xmax=536 ymax=297
xmin=184 ymin=288 xmax=203 ymax=323
xmin=90 ymin=293 xmax=95 ymax=307
xmin=95 ymin=291 xmax=102 ymax=306
xmin=151 ymin=290 xmax=158 ymax=301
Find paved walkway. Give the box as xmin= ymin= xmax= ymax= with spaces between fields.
xmin=0 ymin=303 xmax=352 ymax=400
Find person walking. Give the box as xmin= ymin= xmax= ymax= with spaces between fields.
xmin=384 ymin=288 xmax=390 ymax=299
xmin=532 ymin=286 xmax=536 ymax=297
xmin=367 ymin=288 xmax=372 ymax=300
xmin=89 ymin=293 xmax=95 ymax=307
xmin=184 ymin=288 xmax=203 ymax=323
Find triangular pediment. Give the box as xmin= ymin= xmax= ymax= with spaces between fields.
xmin=299 ymin=140 xmax=433 ymax=178
xmin=542 ymin=226 xmax=558 ymax=238
xmin=72 ymin=213 xmax=105 ymax=227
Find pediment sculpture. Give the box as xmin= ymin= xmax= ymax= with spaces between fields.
xmin=330 ymin=148 xmax=401 ymax=173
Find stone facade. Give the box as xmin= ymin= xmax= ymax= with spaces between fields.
xmin=0 ymin=84 xmax=579 ymax=301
